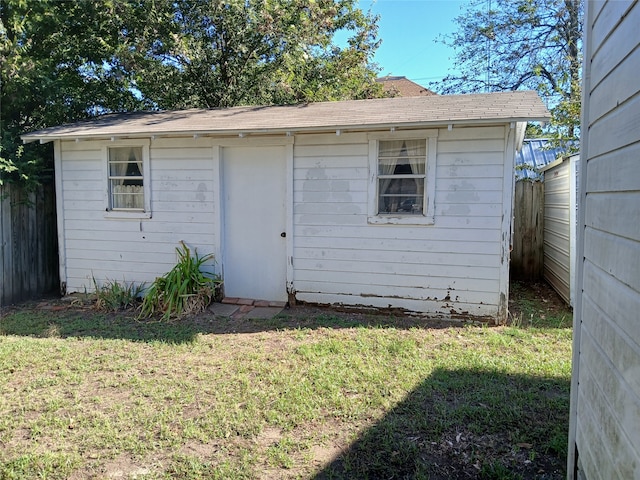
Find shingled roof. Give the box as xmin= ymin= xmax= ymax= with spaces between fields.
xmin=376 ymin=76 xmax=436 ymax=97
xmin=22 ymin=91 xmax=549 ymax=142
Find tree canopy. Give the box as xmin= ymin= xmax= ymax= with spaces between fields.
xmin=1 ymin=1 xmax=149 ymax=186
xmin=1 ymin=0 xmax=383 ymax=187
xmin=435 ymin=0 xmax=583 ymax=149
xmin=132 ymin=0 xmax=383 ymax=108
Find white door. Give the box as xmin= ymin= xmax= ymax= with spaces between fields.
xmin=222 ymin=146 xmax=287 ymax=301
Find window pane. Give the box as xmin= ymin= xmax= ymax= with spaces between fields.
xmin=379 ymin=140 xmax=425 ymax=158
xmin=378 ymin=195 xmax=424 ymax=214
xmin=378 ymin=178 xmax=424 ymax=214
xmin=111 ymin=183 xmax=144 ymax=209
xmin=379 ymin=140 xmax=404 ymax=157
xmin=109 ymin=147 xmax=144 ymax=210
xmin=378 ymin=140 xmax=425 ymax=175
xmin=109 ymin=147 xmax=143 ymax=177
xmin=380 ymin=177 xmax=423 ymax=196
xmin=109 ymin=161 xmax=142 ymax=177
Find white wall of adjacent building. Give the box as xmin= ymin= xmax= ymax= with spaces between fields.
xmin=568 ymin=1 xmax=640 ymax=478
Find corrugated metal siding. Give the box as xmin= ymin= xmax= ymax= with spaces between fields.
xmin=543 ymin=159 xmax=571 ymax=304
xmin=569 ymin=1 xmax=640 ymax=479
xmin=515 ymin=139 xmax=564 ymax=180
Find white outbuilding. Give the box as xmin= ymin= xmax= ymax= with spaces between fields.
xmin=23 ymin=91 xmax=549 ymax=323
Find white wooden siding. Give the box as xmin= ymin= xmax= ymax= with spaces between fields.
xmin=569 ymin=1 xmax=640 ymax=479
xmin=57 ymin=125 xmax=515 ymax=321
xmin=59 ymin=138 xmax=217 ymax=293
xmin=292 ymin=127 xmax=509 ymax=318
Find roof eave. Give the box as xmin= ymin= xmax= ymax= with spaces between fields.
xmin=21 ymin=116 xmax=549 ymax=144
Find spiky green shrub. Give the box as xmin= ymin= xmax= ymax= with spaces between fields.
xmin=93 ymin=277 xmax=144 ymax=312
xmin=139 ymin=242 xmax=221 ymax=320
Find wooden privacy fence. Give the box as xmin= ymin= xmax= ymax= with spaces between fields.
xmin=1 ymin=183 xmax=59 ymax=306
xmin=511 ymin=180 xmax=544 ymax=281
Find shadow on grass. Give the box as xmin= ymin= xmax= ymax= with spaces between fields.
xmin=1 ymin=279 xmax=572 ymax=343
xmin=314 ymin=368 xmax=569 ymax=480
xmin=0 ymin=303 xmax=467 ymax=343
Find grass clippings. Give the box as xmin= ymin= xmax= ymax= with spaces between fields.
xmin=0 ymin=282 xmax=572 ymax=479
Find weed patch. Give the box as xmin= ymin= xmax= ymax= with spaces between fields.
xmin=93 ymin=277 xmax=144 ymax=312
xmin=139 ymin=242 xmax=221 ymax=320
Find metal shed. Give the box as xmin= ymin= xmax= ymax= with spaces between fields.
xmin=541 ymin=154 xmax=579 ymax=306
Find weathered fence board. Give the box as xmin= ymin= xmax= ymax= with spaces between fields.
xmin=0 ymin=183 xmax=59 ymax=306
xmin=511 ymin=180 xmax=544 ymax=281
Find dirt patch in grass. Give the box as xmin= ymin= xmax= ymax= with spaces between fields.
xmin=508 ymin=281 xmax=572 ymax=328
xmin=99 ymin=455 xmax=152 ymax=479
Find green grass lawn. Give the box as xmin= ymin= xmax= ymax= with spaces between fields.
xmin=0 ymin=283 xmax=572 ymax=479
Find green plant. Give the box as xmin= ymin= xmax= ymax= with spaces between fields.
xmin=480 ymin=461 xmax=523 ymax=480
xmin=139 ymin=242 xmax=221 ymax=320
xmin=545 ymin=428 xmax=568 ymax=458
xmin=93 ymin=277 xmax=144 ymax=312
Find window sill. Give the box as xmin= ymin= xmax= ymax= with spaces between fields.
xmin=104 ymin=210 xmax=152 ymax=220
xmin=368 ymin=215 xmax=434 ymax=225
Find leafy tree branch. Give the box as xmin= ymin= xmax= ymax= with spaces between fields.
xmin=1 ymin=0 xmax=384 ymax=187
xmin=435 ymin=0 xmax=582 ymax=150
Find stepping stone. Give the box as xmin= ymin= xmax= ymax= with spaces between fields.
xmin=242 ymin=306 xmax=284 ymax=319
xmin=208 ymin=302 xmax=240 ymax=317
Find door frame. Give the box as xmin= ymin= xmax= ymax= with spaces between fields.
xmin=212 ymin=136 xmax=294 ymax=299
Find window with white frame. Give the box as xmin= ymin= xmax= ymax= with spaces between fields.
xmin=377 ymin=139 xmax=426 ymax=215
xmin=104 ymin=141 xmax=150 ymax=218
xmin=108 ymin=147 xmax=144 ymax=210
xmin=368 ymin=131 xmax=437 ymax=225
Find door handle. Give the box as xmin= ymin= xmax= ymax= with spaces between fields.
xmin=280 ymin=232 xmax=286 ymax=238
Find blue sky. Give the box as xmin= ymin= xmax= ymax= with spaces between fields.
xmin=358 ymin=0 xmax=467 ymax=88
